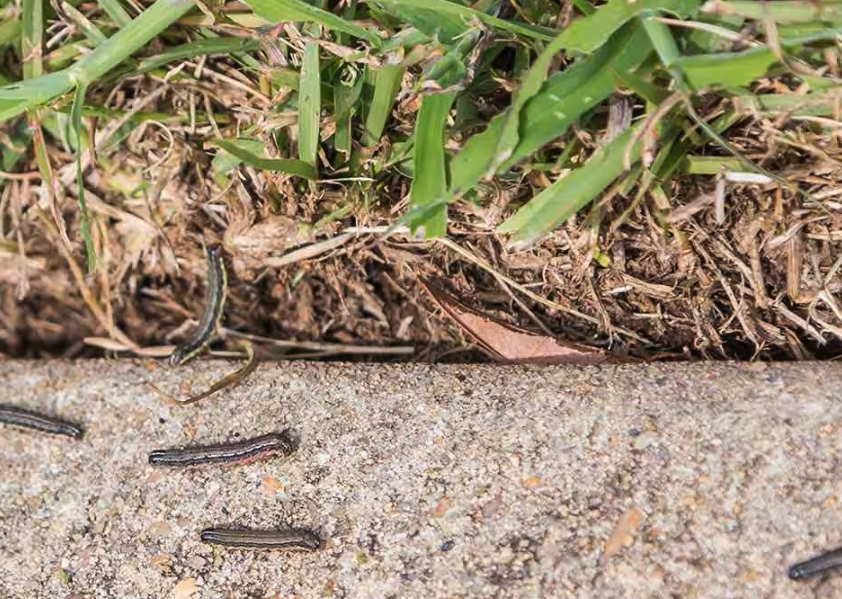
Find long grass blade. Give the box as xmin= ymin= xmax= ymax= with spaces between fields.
xmin=244 ymin=0 xmax=382 ymax=45
xmin=408 ymin=91 xmax=456 ymax=237
xmin=498 ymin=123 xmax=646 ymax=247
xmin=212 ymin=139 xmax=319 ymax=180
xmin=71 ymin=84 xmax=96 ymax=272
xmin=298 ymin=40 xmax=321 ymax=167
xmin=21 ymin=0 xmax=43 ymax=80
xmin=67 ymin=0 xmax=195 ymax=86
xmin=373 ymin=0 xmax=556 ymax=40
xmin=559 ymin=0 xmax=699 ymax=53
xmin=449 ymin=24 xmax=652 ymax=196
xmin=363 ymin=64 xmax=404 ymax=146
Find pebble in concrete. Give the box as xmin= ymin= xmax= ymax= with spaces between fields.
xmin=0 ymin=361 xmax=840 ymax=598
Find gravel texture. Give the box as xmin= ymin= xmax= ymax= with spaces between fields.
xmin=0 ymin=360 xmax=840 ymax=598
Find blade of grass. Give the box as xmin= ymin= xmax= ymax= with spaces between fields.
xmin=682 ymin=155 xmax=746 ymax=174
xmin=498 ymin=123 xmax=645 ymax=247
xmin=0 ymin=0 xmax=195 ymax=121
xmin=373 ymin=0 xmax=556 ymax=40
xmin=450 ymin=23 xmax=652 ymax=196
xmin=369 ymin=2 xmax=480 ymax=44
xmin=116 ymin=37 xmax=262 ymax=80
xmin=97 ymin=0 xmax=133 ymax=27
xmin=71 ymin=84 xmax=96 ymax=272
xmin=482 ymin=28 xmax=571 ymax=179
xmin=333 ymin=65 xmax=364 ymax=157
xmin=66 ymin=0 xmax=195 ymax=86
xmin=703 ymin=0 xmax=842 ymax=23
xmin=733 ymin=90 xmax=842 ymax=117
xmin=363 ymin=63 xmax=404 ymax=146
xmin=211 ymin=138 xmax=319 ymax=179
xmin=21 ymin=0 xmax=43 ymax=80
xmin=558 ymin=0 xmax=700 ymax=53
xmin=298 ymin=40 xmax=320 ymax=168
xmin=408 ymin=91 xmax=456 ymax=237
xmin=243 ymin=0 xmax=382 ymax=45
xmin=673 ymin=47 xmax=778 ymax=89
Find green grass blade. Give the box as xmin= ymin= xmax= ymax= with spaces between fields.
xmin=449 ymin=23 xmax=652 ymax=196
xmin=703 ymin=0 xmax=842 ymax=23
xmin=408 ymin=91 xmax=456 ymax=238
xmin=243 ymin=0 xmax=382 ymax=45
xmin=498 ymin=123 xmax=645 ymax=246
xmin=21 ymin=0 xmax=43 ymax=80
xmin=363 ymin=64 xmax=404 ymax=146
xmin=67 ymin=0 xmax=195 ymax=86
xmin=479 ymin=31 xmax=568 ymax=180
xmin=559 ymin=0 xmax=700 ymax=53
xmin=333 ymin=66 xmax=364 ymax=157
xmin=682 ymin=155 xmax=745 ymax=174
xmin=121 ymin=37 xmax=262 ymax=80
xmin=299 ymin=40 xmax=321 ymax=167
xmin=97 ymin=0 xmax=133 ymax=28
xmin=373 ymin=0 xmax=556 ymax=40
xmin=0 ymin=99 xmax=34 ymax=123
xmin=0 ymin=71 xmax=75 ymax=101
xmin=369 ymin=2 xmax=480 ymax=44
xmin=211 ymin=138 xmax=319 ymax=180
xmin=674 ymin=48 xmax=778 ymax=89
xmin=71 ymin=84 xmax=97 ymax=273
xmin=733 ymin=89 xmax=841 ymax=117
xmin=640 ymin=9 xmax=682 ymax=66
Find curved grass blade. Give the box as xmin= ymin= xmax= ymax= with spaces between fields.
xmin=119 ymin=38 xmax=262 ymax=80
xmin=373 ymin=0 xmax=556 ymax=40
xmin=498 ymin=123 xmax=645 ymax=247
xmin=449 ymin=23 xmax=652 ymax=196
xmin=244 ymin=0 xmax=382 ymax=45
xmin=559 ymin=0 xmax=700 ymax=53
xmin=67 ymin=0 xmax=195 ymax=86
xmin=211 ymin=138 xmax=318 ymax=180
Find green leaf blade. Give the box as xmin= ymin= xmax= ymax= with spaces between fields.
xmin=299 ymin=40 xmax=321 ymax=167
xmin=409 ymin=91 xmax=456 ymax=238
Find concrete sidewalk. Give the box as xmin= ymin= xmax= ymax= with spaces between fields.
xmin=0 ymin=361 xmax=839 ymax=598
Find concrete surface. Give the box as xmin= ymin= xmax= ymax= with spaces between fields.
xmin=0 ymin=360 xmax=840 ymax=599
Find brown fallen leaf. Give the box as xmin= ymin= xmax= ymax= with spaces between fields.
xmin=262 ymin=475 xmax=284 ymax=495
xmin=419 ymin=278 xmax=617 ymax=365
xmin=431 ymin=496 xmax=452 ymax=518
xmin=601 ymin=506 xmax=645 ymax=565
xmin=172 ymin=577 xmax=202 ymax=599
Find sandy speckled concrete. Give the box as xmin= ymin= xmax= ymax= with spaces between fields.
xmin=0 ymin=361 xmax=840 ymax=598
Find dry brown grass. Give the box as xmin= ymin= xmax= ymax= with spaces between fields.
xmin=2 ymin=5 xmax=842 ymax=362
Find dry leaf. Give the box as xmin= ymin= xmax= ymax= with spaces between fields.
xmin=601 ymin=506 xmax=645 ymax=564
xmin=172 ymin=577 xmax=202 ymax=599
xmin=262 ymin=475 xmax=284 ymax=495
xmin=431 ymin=496 xmax=452 ymax=518
xmin=419 ymin=278 xmax=610 ymax=365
